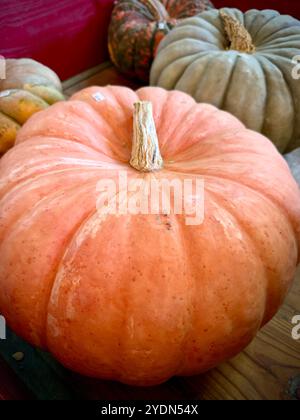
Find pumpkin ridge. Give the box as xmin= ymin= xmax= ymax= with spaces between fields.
xmin=3 ymin=168 xmax=101 ymax=217
xmin=141 ymin=0 xmax=169 ymax=21
xmin=165 ymin=0 xmax=213 ymax=20
xmin=217 ymin=54 xmax=239 ymax=111
xmin=258 ymin=39 xmax=300 ymax=50
xmin=204 ymin=187 xmax=295 ymax=326
xmin=157 ymin=50 xmax=210 ymax=87
xmin=165 ymin=162 xmax=299 ymax=221
xmin=257 ymin=19 xmax=300 ymax=46
xmin=165 ymin=144 xmax=274 ymax=167
xmin=115 ymin=192 xmax=193 ymax=381
xmin=251 ymin=14 xmax=280 ymax=44
xmin=169 ymin=215 xmax=197 ymax=376
xmin=159 ymin=101 xmax=198 ymax=153
xmin=222 ymin=55 xmax=266 ymax=133
xmin=165 ymin=47 xmax=207 ymax=74
xmin=170 ymin=189 xmax=268 ymax=378
xmin=255 ymin=54 xmax=293 ymax=149
xmin=0 ymin=178 xmax=100 ymax=347
xmin=0 ymin=169 xmax=102 ymax=245
xmin=0 ymin=160 xmax=135 ymax=207
xmin=0 ymin=89 xmax=49 ymax=125
xmin=12 ymin=59 xmax=63 ymax=89
xmin=204 ymin=173 xmax=300 ymax=250
xmin=44 ymin=184 xmax=144 ymax=352
xmin=243 ymin=10 xmax=264 ymax=39
xmin=178 ymin=53 xmax=216 ymax=88
xmin=2 ymin=63 xmax=62 ymax=93
xmin=16 ymin=135 xmax=115 ymax=160
xmin=1 ymin=71 xmax=59 ymax=92
xmin=170 ymin=51 xmax=225 ymax=109
xmin=193 ymin=53 xmax=227 ymax=105
xmin=207 ymin=222 xmax=267 ymax=333
xmin=0 ymin=109 xmax=20 ymax=127
xmin=161 ymin=25 xmax=222 ymax=48
xmin=45 ymin=214 xmax=101 ymax=348
xmin=261 ymin=54 xmax=297 ymax=147
xmin=22 ymin=84 xmax=65 ymax=105
xmin=250 ymin=54 xmax=268 ymax=134
xmin=69 ymin=100 xmax=132 ymax=160
xmin=158 ymin=105 xmax=245 ymax=159
xmin=23 ymin=87 xmax=55 ymax=104
xmin=0 ymin=166 xmax=105 ymax=207
xmin=174 ymin=15 xmax=223 ymax=39
xmin=42 ymin=183 xmax=111 ymax=348
xmin=82 ymin=85 xmax=139 ymax=151
xmin=17 ymin=100 xmax=129 ymax=160
xmin=183 ymin=55 xmax=215 ymax=97
xmin=0 ymin=139 xmax=126 ymax=202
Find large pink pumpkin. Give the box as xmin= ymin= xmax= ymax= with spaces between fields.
xmin=0 ymin=86 xmax=299 ymax=386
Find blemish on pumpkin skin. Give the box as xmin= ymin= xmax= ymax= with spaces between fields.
xmin=165 ymin=222 xmax=172 ymax=230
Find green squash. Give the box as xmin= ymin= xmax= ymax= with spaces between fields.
xmin=151 ymin=8 xmax=300 ymax=153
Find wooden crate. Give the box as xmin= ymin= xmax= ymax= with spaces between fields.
xmin=0 ymin=63 xmax=299 ymax=400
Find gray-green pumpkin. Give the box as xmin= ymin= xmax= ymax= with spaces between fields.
xmin=150 ymin=8 xmax=300 ymax=153
xmin=285 ymin=148 xmax=300 ymax=185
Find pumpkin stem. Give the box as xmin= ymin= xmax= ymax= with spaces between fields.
xmin=220 ymin=10 xmax=255 ymax=54
xmin=130 ymin=101 xmax=163 ymax=172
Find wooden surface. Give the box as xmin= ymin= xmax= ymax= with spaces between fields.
xmin=0 ymin=62 xmax=299 ymax=401
xmin=0 ymin=357 xmax=34 ymax=400
xmin=63 ymin=62 xmax=142 ymax=97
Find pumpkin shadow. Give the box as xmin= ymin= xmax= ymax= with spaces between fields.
xmin=0 ymin=327 xmax=209 ymax=400
xmin=69 ymin=371 xmax=209 ymax=400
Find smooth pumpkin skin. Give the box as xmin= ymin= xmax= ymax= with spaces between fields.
xmin=0 ymin=86 xmax=299 ymax=386
xmin=108 ymin=0 xmax=214 ymax=82
xmin=0 ymin=58 xmax=64 ymax=155
xmin=150 ymin=8 xmax=300 ymax=153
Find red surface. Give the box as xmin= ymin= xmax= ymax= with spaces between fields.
xmin=0 ymin=0 xmax=115 ymax=80
xmin=1 ymin=1 xmax=300 ymax=81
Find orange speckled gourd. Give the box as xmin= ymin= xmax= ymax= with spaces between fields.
xmin=108 ymin=0 xmax=214 ymax=81
xmin=0 ymin=86 xmax=299 ymax=386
